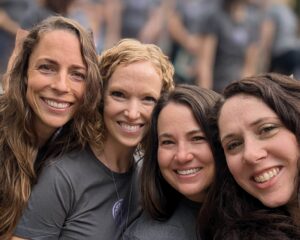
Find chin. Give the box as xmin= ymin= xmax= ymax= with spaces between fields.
xmin=260 ymin=197 xmax=289 ymax=208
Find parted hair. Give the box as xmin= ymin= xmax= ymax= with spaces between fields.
xmin=0 ymin=16 xmax=102 ymax=239
xmin=97 ymin=38 xmax=175 ymax=146
xmin=141 ymin=84 xmax=221 ymax=220
xmin=199 ymin=73 xmax=300 ymax=240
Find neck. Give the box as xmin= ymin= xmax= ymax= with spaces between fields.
xmin=91 ymin=139 xmax=135 ymax=173
xmin=36 ymin=127 xmax=55 ymax=147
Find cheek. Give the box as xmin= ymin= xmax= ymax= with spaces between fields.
xmin=143 ymin=105 xmax=155 ymax=122
xmin=26 ymin=84 xmax=38 ymax=110
xmin=157 ymin=148 xmax=172 ymax=169
xmin=73 ymin=82 xmax=86 ymax=101
xmin=226 ymin=157 xmax=241 ymax=176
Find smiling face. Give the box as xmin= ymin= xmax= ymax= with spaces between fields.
xmin=219 ymin=94 xmax=299 ymax=207
xmin=26 ymin=29 xmax=86 ymax=143
xmin=103 ymin=61 xmax=162 ymax=149
xmin=157 ymin=102 xmax=215 ymax=203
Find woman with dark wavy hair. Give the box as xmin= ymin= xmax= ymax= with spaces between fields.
xmin=0 ymin=15 xmax=102 ymax=239
xmin=199 ymin=73 xmax=300 ymax=240
xmin=124 ymin=84 xmax=221 ymax=240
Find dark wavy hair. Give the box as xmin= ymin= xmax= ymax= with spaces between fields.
xmin=199 ymin=73 xmax=300 ymax=240
xmin=0 ymin=16 xmax=102 ymax=239
xmin=141 ymin=84 xmax=221 ymax=220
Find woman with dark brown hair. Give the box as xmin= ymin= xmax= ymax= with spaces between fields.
xmin=199 ymin=73 xmax=300 ymax=240
xmin=124 ymin=84 xmax=221 ymax=240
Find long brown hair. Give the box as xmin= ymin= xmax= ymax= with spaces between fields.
xmin=0 ymin=16 xmax=102 ymax=239
xmin=199 ymin=73 xmax=300 ymax=240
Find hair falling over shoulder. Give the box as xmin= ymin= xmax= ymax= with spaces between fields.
xmin=198 ymin=73 xmax=300 ymax=240
xmin=0 ymin=95 xmax=37 ymax=239
xmin=0 ymin=16 xmax=102 ymax=239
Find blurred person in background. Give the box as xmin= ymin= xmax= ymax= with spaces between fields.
xmin=198 ymin=0 xmax=260 ymax=92
xmin=21 ymin=0 xmax=75 ymax=29
xmin=167 ymin=0 xmax=219 ymax=85
xmin=0 ymin=0 xmax=32 ymax=81
xmin=69 ymin=0 xmax=121 ymax=53
xmin=258 ymin=0 xmax=300 ymax=79
xmin=120 ymin=0 xmax=166 ymax=45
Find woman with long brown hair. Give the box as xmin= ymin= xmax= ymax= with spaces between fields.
xmin=0 ymin=15 xmax=102 ymax=239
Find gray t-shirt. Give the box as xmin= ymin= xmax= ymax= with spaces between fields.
xmin=123 ymin=198 xmax=201 ymax=240
xmin=14 ymin=146 xmax=141 ymax=240
xmin=121 ymin=0 xmax=161 ymax=38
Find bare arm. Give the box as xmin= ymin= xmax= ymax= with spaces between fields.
xmin=197 ymin=34 xmax=217 ymax=89
xmin=0 ymin=9 xmax=19 ymax=35
xmin=138 ymin=2 xmax=166 ymax=43
xmin=242 ymin=42 xmax=259 ymax=77
xmin=257 ymin=18 xmax=275 ymax=72
xmin=11 ymin=236 xmax=26 ymax=240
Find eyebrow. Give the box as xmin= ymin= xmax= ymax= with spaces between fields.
xmin=158 ymin=129 xmax=203 ymax=139
xmin=36 ymin=58 xmax=86 ymax=70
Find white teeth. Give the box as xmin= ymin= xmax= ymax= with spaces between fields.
xmin=176 ymin=168 xmax=201 ymax=175
xmin=254 ymin=168 xmax=280 ymax=183
xmin=45 ymin=99 xmax=70 ymax=109
xmin=120 ymin=123 xmax=140 ymax=132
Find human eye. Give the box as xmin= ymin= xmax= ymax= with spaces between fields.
xmin=37 ymin=64 xmax=55 ymax=74
xmin=143 ymin=96 xmax=157 ymax=105
xmin=259 ymin=124 xmax=278 ymax=137
xmin=191 ymin=135 xmax=206 ymax=142
xmin=111 ymin=91 xmax=125 ymax=99
xmin=224 ymin=140 xmax=243 ymax=153
xmin=159 ymin=138 xmax=174 ymax=146
xmin=71 ymin=71 xmax=86 ymax=81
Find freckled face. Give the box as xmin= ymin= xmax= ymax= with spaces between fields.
xmin=157 ymin=103 xmax=215 ymax=202
xmin=26 ymin=30 xmax=86 ymax=142
xmin=219 ymin=94 xmax=299 ymax=207
xmin=103 ymin=61 xmax=162 ymax=149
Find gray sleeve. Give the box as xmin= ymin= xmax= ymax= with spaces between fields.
xmin=14 ymin=163 xmax=74 ymax=239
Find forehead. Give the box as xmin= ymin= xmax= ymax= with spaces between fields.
xmin=219 ymin=94 xmax=277 ymax=130
xmin=158 ymin=102 xmax=200 ymax=131
xmin=32 ymin=30 xmax=81 ymax=58
xmin=106 ymin=61 xmax=162 ymax=92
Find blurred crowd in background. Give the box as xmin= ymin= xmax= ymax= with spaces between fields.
xmin=1 ymin=0 xmax=300 ymax=93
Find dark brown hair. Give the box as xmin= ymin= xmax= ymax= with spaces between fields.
xmin=199 ymin=73 xmax=300 ymax=240
xmin=141 ymin=84 xmax=221 ymax=220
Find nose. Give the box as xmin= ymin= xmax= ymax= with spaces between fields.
xmin=174 ymin=142 xmax=194 ymax=163
xmin=124 ymin=100 xmax=141 ymax=120
xmin=51 ymin=71 xmax=70 ymax=93
xmin=243 ymin=137 xmax=267 ymax=164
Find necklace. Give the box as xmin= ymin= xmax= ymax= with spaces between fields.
xmin=91 ymin=145 xmax=136 ymax=239
xmin=110 ymin=166 xmax=134 ymax=240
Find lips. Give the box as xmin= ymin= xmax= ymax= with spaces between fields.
xmin=253 ymin=167 xmax=280 ymax=183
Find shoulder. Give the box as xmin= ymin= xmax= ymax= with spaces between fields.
xmin=39 ymin=146 xmax=104 ymax=186
xmin=46 ymin=146 xmax=98 ymax=172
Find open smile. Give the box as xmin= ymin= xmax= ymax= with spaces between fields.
xmin=176 ymin=167 xmax=202 ymax=176
xmin=118 ymin=122 xmax=144 ymax=133
xmin=253 ymin=167 xmax=281 ymax=183
xmin=43 ymin=98 xmax=72 ymax=110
